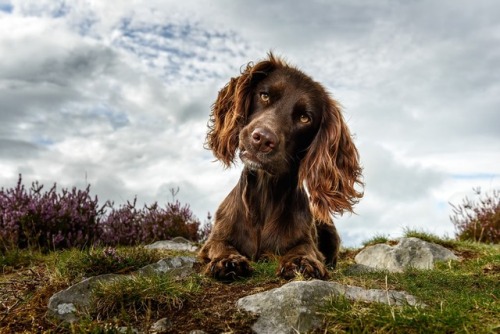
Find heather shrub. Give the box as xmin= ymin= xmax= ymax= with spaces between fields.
xmin=141 ymin=201 xmax=200 ymax=243
xmin=1 ymin=175 xmax=207 ymax=251
xmin=98 ymin=198 xmax=145 ymax=246
xmin=98 ymin=199 xmax=201 ymax=246
xmin=198 ymin=212 xmax=213 ymax=243
xmin=0 ymin=175 xmax=105 ymax=252
xmin=450 ymin=187 xmax=500 ymax=244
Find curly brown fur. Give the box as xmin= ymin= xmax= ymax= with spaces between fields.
xmin=200 ymin=53 xmax=363 ymax=280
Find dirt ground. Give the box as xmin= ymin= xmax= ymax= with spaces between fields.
xmin=0 ymin=262 xmax=283 ymax=333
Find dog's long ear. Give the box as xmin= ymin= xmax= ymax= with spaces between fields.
xmin=206 ymin=53 xmax=284 ymax=166
xmin=206 ymin=75 xmax=245 ymax=166
xmin=299 ymin=97 xmax=364 ymax=223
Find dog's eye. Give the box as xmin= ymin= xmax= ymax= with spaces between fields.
xmin=260 ymin=92 xmax=270 ymax=103
xmin=299 ymin=114 xmax=311 ymax=124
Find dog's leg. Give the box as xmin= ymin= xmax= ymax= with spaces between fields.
xmin=199 ymin=238 xmax=253 ymax=280
xmin=316 ymin=222 xmax=340 ymax=268
xmin=277 ymin=242 xmax=329 ymax=280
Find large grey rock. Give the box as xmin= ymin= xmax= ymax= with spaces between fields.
xmin=47 ymin=274 xmax=122 ymax=322
xmin=47 ymin=256 xmax=196 ymax=322
xmin=144 ymin=238 xmax=198 ymax=252
xmin=237 ymin=280 xmax=423 ymax=334
xmin=354 ymin=237 xmax=458 ymax=272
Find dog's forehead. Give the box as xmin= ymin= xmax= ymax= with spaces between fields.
xmin=260 ymin=67 xmax=318 ymax=93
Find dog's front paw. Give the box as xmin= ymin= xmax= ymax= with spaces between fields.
xmin=205 ymin=254 xmax=254 ymax=280
xmin=278 ymin=256 xmax=329 ymax=280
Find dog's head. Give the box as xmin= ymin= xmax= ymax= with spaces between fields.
xmin=206 ymin=53 xmax=363 ymax=222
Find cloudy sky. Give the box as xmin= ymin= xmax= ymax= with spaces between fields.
xmin=1 ymin=0 xmax=499 ymax=246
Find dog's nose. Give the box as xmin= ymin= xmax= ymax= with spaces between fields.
xmin=251 ymin=128 xmax=277 ymax=153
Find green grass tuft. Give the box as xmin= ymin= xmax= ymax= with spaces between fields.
xmin=246 ymin=259 xmax=280 ymax=283
xmin=89 ymin=273 xmax=200 ymax=322
xmin=320 ymin=293 xmax=499 ymax=334
xmin=362 ymin=233 xmax=390 ymax=247
xmin=53 ymin=246 xmax=170 ymax=282
xmin=402 ymin=228 xmax=459 ymax=248
xmin=321 ymin=240 xmax=500 ymax=333
xmin=0 ymin=248 xmax=44 ymax=271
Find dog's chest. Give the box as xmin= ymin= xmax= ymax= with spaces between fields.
xmin=240 ymin=217 xmax=302 ymax=259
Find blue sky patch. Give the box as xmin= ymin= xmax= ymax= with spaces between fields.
xmin=451 ymin=173 xmax=498 ymax=180
xmin=0 ymin=2 xmax=13 ymax=13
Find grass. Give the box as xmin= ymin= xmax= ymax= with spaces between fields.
xmin=321 ymin=235 xmax=500 ymax=333
xmin=361 ymin=229 xmax=460 ymax=248
xmin=52 ymin=246 xmax=179 ymax=282
xmin=320 ymin=263 xmax=499 ymax=334
xmin=0 ymin=248 xmax=44 ymax=272
xmin=1 ymin=233 xmax=499 ymax=333
xmin=362 ymin=233 xmax=391 ymax=247
xmin=89 ymin=273 xmax=201 ymax=322
xmin=402 ymin=228 xmax=461 ymax=249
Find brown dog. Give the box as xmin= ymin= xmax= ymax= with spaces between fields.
xmin=199 ymin=54 xmax=363 ymax=280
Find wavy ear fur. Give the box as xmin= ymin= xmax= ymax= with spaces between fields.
xmin=299 ymin=98 xmax=364 ymax=223
xmin=206 ymin=53 xmax=285 ymax=166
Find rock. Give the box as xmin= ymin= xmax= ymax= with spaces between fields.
xmin=117 ymin=326 xmax=141 ymax=334
xmin=237 ymin=280 xmax=423 ymax=334
xmin=137 ymin=256 xmax=197 ymax=278
xmin=171 ymin=236 xmax=191 ymax=243
xmin=145 ymin=238 xmax=198 ymax=252
xmin=354 ymin=237 xmax=458 ymax=272
xmin=47 ymin=256 xmax=197 ymax=322
xmin=149 ymin=317 xmax=171 ymax=333
xmin=343 ymin=263 xmax=377 ymax=275
xmin=47 ymin=274 xmax=122 ymax=322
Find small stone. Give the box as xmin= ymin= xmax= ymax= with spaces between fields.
xmin=343 ymin=263 xmax=377 ymax=275
xmin=171 ymin=236 xmax=191 ymax=243
xmin=150 ymin=317 xmax=171 ymax=333
xmin=145 ymin=239 xmax=198 ymax=252
xmin=137 ymin=256 xmax=197 ymax=278
xmin=117 ymin=326 xmax=140 ymax=333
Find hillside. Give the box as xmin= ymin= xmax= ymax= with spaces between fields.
xmin=1 ymin=232 xmax=499 ymax=333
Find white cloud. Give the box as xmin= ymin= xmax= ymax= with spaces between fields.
xmin=0 ymin=0 xmax=499 ymax=247
xmin=359 ymin=143 xmax=445 ymax=201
